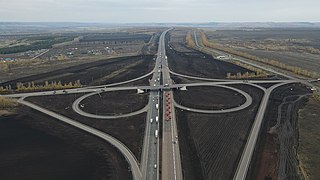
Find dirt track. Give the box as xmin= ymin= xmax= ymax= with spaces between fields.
xmin=249 ymin=84 xmax=310 ymax=180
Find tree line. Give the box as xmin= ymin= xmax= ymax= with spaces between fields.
xmin=0 ymin=37 xmax=74 ymax=54
xmin=0 ymin=80 xmax=81 ymax=93
xmin=185 ymin=32 xmax=196 ymax=48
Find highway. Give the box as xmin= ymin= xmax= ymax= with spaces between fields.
xmin=169 ymin=69 xmax=234 ymax=82
xmin=160 ymin=30 xmax=183 ymax=180
xmin=17 ymin=97 xmax=142 ymax=180
xmin=169 ymin=69 xmax=297 ymax=84
xmin=140 ymin=29 xmax=171 ymax=180
xmin=2 ymin=28 xmax=310 ymax=180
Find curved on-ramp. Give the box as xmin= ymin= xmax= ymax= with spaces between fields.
xmin=74 ymin=67 xmax=155 ymax=91
xmin=173 ymin=84 xmax=252 ymax=113
xmin=17 ymin=98 xmax=142 ymax=180
xmin=72 ymin=90 xmax=149 ymax=119
xmin=170 ymin=70 xmax=235 ymax=82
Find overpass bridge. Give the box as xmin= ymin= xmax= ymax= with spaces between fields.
xmin=137 ymin=84 xmax=185 ymax=92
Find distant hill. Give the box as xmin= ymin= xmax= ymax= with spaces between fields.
xmin=192 ymin=22 xmax=320 ymax=28
xmin=1 ymin=22 xmax=320 ymax=34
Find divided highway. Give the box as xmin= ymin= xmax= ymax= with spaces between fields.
xmin=2 ymin=28 xmax=309 ymax=180
xmin=140 ymin=30 xmax=170 ymax=180
xmin=160 ymin=30 xmax=183 ymax=180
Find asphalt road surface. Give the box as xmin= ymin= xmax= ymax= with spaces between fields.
xmin=160 ymin=30 xmax=183 ymax=180
xmin=141 ymin=29 xmax=171 ymax=180
xmin=1 ymin=29 xmax=308 ymax=180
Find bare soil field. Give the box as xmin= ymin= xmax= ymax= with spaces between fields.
xmin=175 ymin=84 xmax=263 ymax=180
xmin=174 ymin=86 xmax=246 ymax=110
xmin=249 ymin=83 xmax=311 ymax=180
xmin=205 ymin=29 xmax=320 ymax=73
xmin=26 ymin=93 xmax=146 ymax=162
xmin=82 ymin=90 xmax=148 ymax=115
xmin=1 ymin=55 xmax=155 ymax=89
xmin=297 ymin=98 xmax=320 ymax=179
xmin=0 ymin=108 xmax=131 ymax=180
xmin=166 ymin=31 xmax=253 ymax=79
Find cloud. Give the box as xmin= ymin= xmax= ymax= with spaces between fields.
xmin=0 ymin=0 xmax=319 ymax=22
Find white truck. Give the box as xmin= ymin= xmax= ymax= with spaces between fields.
xmin=155 ymin=130 xmax=158 ymax=138
xmin=150 ymin=118 xmax=153 ymax=123
xmin=155 ymin=116 xmax=159 ymax=123
xmin=156 ymin=103 xmax=159 ymax=110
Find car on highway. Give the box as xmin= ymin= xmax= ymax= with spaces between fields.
xmin=155 ymin=130 xmax=158 ymax=138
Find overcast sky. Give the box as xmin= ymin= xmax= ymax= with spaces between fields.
xmin=0 ymin=0 xmax=319 ymax=23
